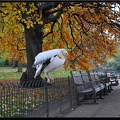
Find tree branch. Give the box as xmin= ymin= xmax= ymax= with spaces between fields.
xmin=43 ymin=22 xmax=56 ymax=38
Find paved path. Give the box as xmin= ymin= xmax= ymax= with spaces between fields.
xmin=62 ymin=80 xmax=120 ymax=117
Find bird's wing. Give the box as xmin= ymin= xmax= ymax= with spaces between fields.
xmin=50 ymin=56 xmax=54 ymax=62
xmin=43 ymin=56 xmax=65 ymax=73
xmin=34 ymin=64 xmax=43 ymax=79
xmin=50 ymin=55 xmax=57 ymax=62
xmin=35 ymin=49 xmax=61 ymax=61
xmin=33 ymin=49 xmax=63 ymax=67
xmin=36 ymin=64 xmax=40 ymax=69
xmin=40 ymin=58 xmax=51 ymax=73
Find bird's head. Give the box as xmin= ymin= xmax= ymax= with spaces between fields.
xmin=62 ymin=49 xmax=68 ymax=59
xmin=61 ymin=49 xmax=68 ymax=70
xmin=61 ymin=49 xmax=68 ymax=56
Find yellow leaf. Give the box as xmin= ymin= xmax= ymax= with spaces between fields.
xmin=0 ymin=33 xmax=4 ymax=38
xmin=27 ymin=25 xmax=30 ymax=29
xmin=38 ymin=21 xmax=43 ymax=25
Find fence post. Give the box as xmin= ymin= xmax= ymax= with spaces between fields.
xmin=45 ymin=77 xmax=49 ymax=117
xmin=68 ymin=76 xmax=74 ymax=110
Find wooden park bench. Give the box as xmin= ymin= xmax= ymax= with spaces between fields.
xmin=94 ymin=71 xmax=113 ymax=94
xmin=70 ymin=71 xmax=104 ymax=105
xmin=107 ymin=72 xmax=119 ymax=86
xmin=88 ymin=72 xmax=106 ymax=95
xmin=80 ymin=71 xmax=105 ymax=98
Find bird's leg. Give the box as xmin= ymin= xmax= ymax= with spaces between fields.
xmin=44 ymin=72 xmax=54 ymax=84
xmin=47 ymin=73 xmax=54 ymax=83
xmin=44 ymin=72 xmax=51 ymax=83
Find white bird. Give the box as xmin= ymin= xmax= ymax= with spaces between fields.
xmin=32 ymin=48 xmax=68 ymax=83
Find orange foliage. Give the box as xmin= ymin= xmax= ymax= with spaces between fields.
xmin=0 ymin=2 xmax=120 ymax=71
xmin=0 ymin=19 xmax=26 ymax=63
xmin=42 ymin=2 xmax=120 ymax=71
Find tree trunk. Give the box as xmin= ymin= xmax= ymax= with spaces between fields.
xmin=20 ymin=25 xmax=44 ymax=86
xmin=12 ymin=60 xmax=18 ymax=68
xmin=18 ymin=62 xmax=22 ymax=72
xmin=4 ymin=60 xmax=9 ymax=65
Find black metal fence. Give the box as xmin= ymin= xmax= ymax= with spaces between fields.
xmin=0 ymin=77 xmax=75 ymax=118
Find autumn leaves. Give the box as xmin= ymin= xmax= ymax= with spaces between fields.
xmin=0 ymin=2 xmax=120 ymax=71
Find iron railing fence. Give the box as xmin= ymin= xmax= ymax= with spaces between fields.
xmin=0 ymin=77 xmax=75 ymax=118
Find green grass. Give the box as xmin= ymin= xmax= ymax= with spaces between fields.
xmin=0 ymin=66 xmax=71 ymax=81
xmin=45 ymin=67 xmax=70 ymax=78
xmin=0 ymin=67 xmax=26 ymax=80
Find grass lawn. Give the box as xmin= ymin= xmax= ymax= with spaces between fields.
xmin=0 ymin=66 xmax=71 ymax=82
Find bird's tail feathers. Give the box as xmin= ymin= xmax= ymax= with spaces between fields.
xmin=34 ymin=74 xmax=37 ymax=79
xmin=34 ymin=64 xmax=43 ymax=79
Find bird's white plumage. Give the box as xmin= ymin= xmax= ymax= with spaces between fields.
xmin=43 ymin=55 xmax=65 ymax=73
xmin=34 ymin=64 xmax=43 ymax=79
xmin=33 ymin=48 xmax=68 ymax=83
xmin=32 ymin=49 xmax=65 ymax=68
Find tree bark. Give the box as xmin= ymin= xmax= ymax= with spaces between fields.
xmin=4 ymin=60 xmax=9 ymax=65
xmin=18 ymin=62 xmax=22 ymax=72
xmin=12 ymin=60 xmax=18 ymax=68
xmin=20 ymin=25 xmax=43 ymax=85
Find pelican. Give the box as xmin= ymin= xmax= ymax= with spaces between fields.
xmin=32 ymin=48 xmax=68 ymax=83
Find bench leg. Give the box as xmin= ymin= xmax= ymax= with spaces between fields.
xmin=93 ymin=91 xmax=99 ymax=104
xmin=99 ymin=90 xmax=104 ymax=99
xmin=108 ymin=86 xmax=111 ymax=92
xmin=110 ymin=84 xmax=113 ymax=90
xmin=76 ymin=93 xmax=80 ymax=105
xmin=114 ymin=80 xmax=119 ymax=86
xmin=103 ymin=87 xmax=108 ymax=95
xmin=103 ymin=85 xmax=109 ymax=95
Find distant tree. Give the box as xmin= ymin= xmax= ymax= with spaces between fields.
xmin=4 ymin=59 xmax=9 ymax=65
